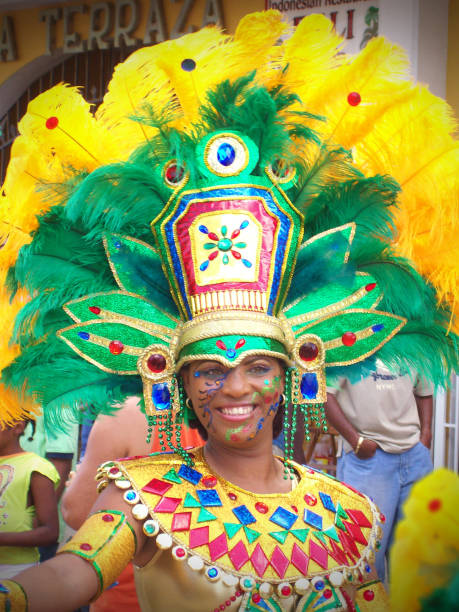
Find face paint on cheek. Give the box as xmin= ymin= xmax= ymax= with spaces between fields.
xmin=226 ymin=424 xmax=244 ymax=441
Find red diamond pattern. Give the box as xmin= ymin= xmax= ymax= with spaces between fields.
xmin=228 ymin=540 xmax=249 ymax=571
xmin=189 ymin=526 xmax=209 ymax=548
xmin=250 ymin=543 xmax=269 ymax=577
xmin=338 ymin=530 xmax=359 ymax=559
xmin=270 ymin=545 xmax=289 ymax=578
xmin=346 ymin=508 xmax=372 ymax=528
xmin=153 ymin=496 xmax=182 ymax=513
xmin=171 ymin=512 xmax=192 ymax=532
xmin=142 ymin=478 xmax=172 ymax=496
xmin=343 ymin=520 xmax=367 ymax=545
xmin=290 ymin=542 xmax=309 ymax=575
xmin=328 ymin=540 xmax=349 ymax=566
xmin=309 ymin=540 xmax=328 ymax=570
xmin=208 ymin=533 xmax=228 ymax=561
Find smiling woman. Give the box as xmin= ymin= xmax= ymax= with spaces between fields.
xmin=1 ymin=8 xmax=458 ymax=612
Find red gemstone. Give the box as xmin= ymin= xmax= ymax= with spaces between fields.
xmin=216 ymin=340 xmax=227 ymax=350
xmin=230 ymin=596 xmax=236 ymax=601
xmin=341 ymin=332 xmax=356 ymax=346
xmin=46 ymin=116 xmax=59 ymax=129
xmin=281 ymin=586 xmax=292 ymax=596
xmin=304 ymin=493 xmax=317 ymax=506
xmin=428 ymin=498 xmax=442 ymax=512
xmin=219 ymin=606 xmax=225 ymax=611
xmin=255 ymin=502 xmax=268 ymax=514
xmin=231 ymin=250 xmax=241 ymax=259
xmin=147 ymin=353 xmax=166 ymax=373
xmin=102 ymin=514 xmax=114 ymax=522
xmin=109 ymin=467 xmax=119 ymax=474
xmin=363 ymin=590 xmax=375 ymax=601
xmin=380 ymin=513 xmax=386 ymax=523
xmin=228 ymin=492 xmax=237 ymax=500
xmin=323 ymin=589 xmax=332 ymax=599
xmin=231 ymin=229 xmax=240 ymax=239
xmin=109 ymin=340 xmax=124 ymax=355
xmin=235 ymin=338 xmax=246 ymax=349
xmin=202 ymin=475 xmax=217 ymax=488
xmin=208 ymin=232 xmax=219 ymax=241
xmin=252 ymin=594 xmax=261 ymax=603
xmin=89 ymin=306 xmax=101 ymax=314
xmin=176 ymin=547 xmax=186 ymax=558
xmin=208 ymin=250 xmax=219 ymax=261
xmin=235 ymin=591 xmax=242 ymax=597
xmin=365 ymin=282 xmax=376 ymax=292
xmin=80 ymin=543 xmax=92 ymax=551
xmin=165 ymin=164 xmax=184 ymax=183
xmin=347 ymin=91 xmax=361 ymax=106
xmin=225 ymin=602 xmax=231 ymax=607
xmin=299 ymin=342 xmax=319 ymax=361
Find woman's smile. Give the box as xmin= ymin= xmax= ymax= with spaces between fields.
xmin=216 ymin=402 xmax=258 ymax=421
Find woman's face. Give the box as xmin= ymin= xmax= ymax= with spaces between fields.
xmin=181 ymin=355 xmax=284 ymax=447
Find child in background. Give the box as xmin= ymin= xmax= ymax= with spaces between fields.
xmin=0 ymin=419 xmax=59 ymax=579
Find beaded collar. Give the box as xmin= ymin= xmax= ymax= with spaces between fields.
xmin=97 ymin=449 xmax=383 ymax=605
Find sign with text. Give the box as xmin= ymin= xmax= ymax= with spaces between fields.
xmin=265 ymin=0 xmax=379 ymax=54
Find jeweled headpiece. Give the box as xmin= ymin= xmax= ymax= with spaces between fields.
xmin=0 ymin=11 xmax=457 ymax=450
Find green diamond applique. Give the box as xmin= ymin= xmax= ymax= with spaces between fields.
xmin=244 ymin=526 xmax=261 ymax=544
xmin=335 ymin=514 xmax=347 ymax=531
xmin=197 ymin=507 xmax=216 ymax=523
xmin=290 ymin=528 xmax=309 ymax=543
xmin=224 ymin=523 xmax=243 ymax=539
xmin=162 ymin=469 xmax=182 ymax=484
xmin=269 ymin=531 xmax=289 ymax=544
xmin=183 ymin=493 xmax=201 ymax=508
xmin=323 ymin=525 xmax=340 ymax=542
xmin=313 ymin=531 xmax=327 ymax=546
xmin=336 ymin=503 xmax=349 ymax=519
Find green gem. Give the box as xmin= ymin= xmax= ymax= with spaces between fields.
xmin=243 ymin=525 xmax=261 ymax=544
xmin=144 ymin=523 xmax=154 ymax=534
xmin=198 ymin=507 xmax=217 ymax=522
xmin=221 ymin=225 xmax=227 ymax=236
xmin=163 ymin=469 xmax=182 ymax=484
xmin=290 ymin=528 xmax=309 ymax=543
xmin=224 ymin=522 xmax=243 ymax=539
xmin=243 ymin=579 xmax=252 ymax=588
xmin=269 ymin=530 xmax=289 ymax=544
xmin=204 ymin=242 xmax=217 ymax=250
xmin=217 ymin=238 xmax=232 ymax=251
xmin=222 ymin=254 xmax=229 ymax=264
xmin=234 ymin=242 xmax=246 ymax=248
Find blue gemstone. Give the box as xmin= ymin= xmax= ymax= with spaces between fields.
xmin=315 ymin=580 xmax=325 ymax=591
xmin=269 ymin=506 xmax=297 ymax=530
xmin=233 ymin=505 xmax=256 ymax=525
xmin=196 ymin=489 xmax=222 ymax=507
xmin=301 ymin=373 xmax=318 ymax=399
xmin=226 ymin=349 xmax=236 ymax=359
xmin=113 ymin=239 xmax=121 ymax=249
xmin=365 ymin=564 xmax=371 ymax=573
xmin=181 ymin=58 xmax=196 ymax=72
xmin=303 ymin=509 xmax=323 ymax=530
xmin=208 ymin=568 xmax=218 ymax=578
xmin=241 ymin=259 xmax=252 ymax=268
xmin=240 ymin=220 xmax=249 ymax=229
xmin=78 ymin=332 xmax=90 ymax=340
xmin=200 ymin=261 xmax=209 ymax=271
xmin=319 ymin=492 xmax=336 ymax=513
xmin=217 ymin=143 xmax=236 ymax=166
xmin=0 ymin=584 xmax=8 ymax=594
xmin=152 ymin=383 xmax=170 ymax=410
xmin=178 ymin=464 xmax=202 ymax=485
xmin=372 ymin=324 xmax=384 ymax=332
xmin=199 ymin=225 xmax=209 ymax=234
xmin=126 ymin=491 xmax=136 ymax=501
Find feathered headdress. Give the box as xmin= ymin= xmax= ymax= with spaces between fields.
xmin=0 ymin=11 xmax=457 ymax=463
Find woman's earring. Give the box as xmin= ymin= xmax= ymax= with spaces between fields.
xmin=185 ymin=398 xmax=193 ymax=410
xmin=278 ymin=394 xmax=285 ymax=407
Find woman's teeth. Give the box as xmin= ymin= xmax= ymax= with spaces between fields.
xmin=220 ymin=406 xmax=254 ymax=416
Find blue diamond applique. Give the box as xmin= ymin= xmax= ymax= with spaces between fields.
xmin=319 ymin=492 xmax=336 ymax=513
xmin=304 ymin=509 xmax=323 ymax=530
xmin=269 ymin=506 xmax=297 ymax=530
xmin=178 ymin=464 xmax=202 ymax=485
xmin=232 ymin=505 xmax=256 ymax=525
xmin=196 ymin=489 xmax=222 ymax=507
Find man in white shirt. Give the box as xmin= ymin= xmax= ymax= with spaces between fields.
xmin=325 ymin=362 xmax=433 ymax=583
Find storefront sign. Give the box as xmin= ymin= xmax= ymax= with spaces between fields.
xmin=265 ymin=0 xmax=379 ymax=53
xmin=0 ymin=0 xmax=224 ymax=62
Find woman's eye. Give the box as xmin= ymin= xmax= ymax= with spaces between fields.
xmin=199 ymin=368 xmax=226 ymax=380
xmin=205 ymin=134 xmax=249 ymax=176
xmin=248 ymin=364 xmax=271 ymax=375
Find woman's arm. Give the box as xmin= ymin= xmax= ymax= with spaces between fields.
xmin=11 ymin=481 xmax=149 ymax=612
xmin=0 ymin=472 xmax=59 ymax=548
xmin=61 ymin=396 xmax=148 ymax=529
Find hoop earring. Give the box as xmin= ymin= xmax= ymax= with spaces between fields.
xmin=185 ymin=398 xmax=193 ymax=410
xmin=278 ymin=394 xmax=285 ymax=407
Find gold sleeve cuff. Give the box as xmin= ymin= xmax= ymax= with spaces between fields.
xmin=355 ymin=580 xmax=389 ymax=611
xmin=0 ymin=580 xmax=27 ymax=611
xmin=58 ymin=510 xmax=136 ymax=600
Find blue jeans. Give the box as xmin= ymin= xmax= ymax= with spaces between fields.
xmin=337 ymin=441 xmax=432 ymax=582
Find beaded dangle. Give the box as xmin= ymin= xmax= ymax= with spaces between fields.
xmin=282 ymin=368 xmax=296 ymax=480
xmin=168 ymin=376 xmax=194 ymax=467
